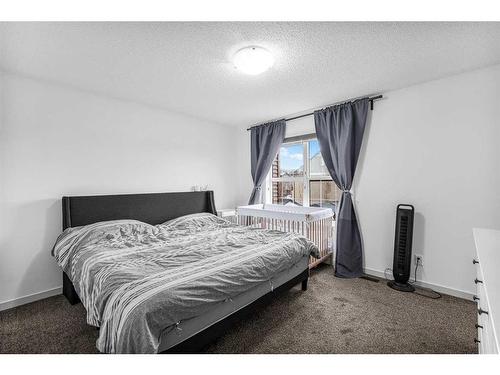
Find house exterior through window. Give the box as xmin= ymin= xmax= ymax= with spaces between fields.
xmin=266 ymin=137 xmax=341 ymax=213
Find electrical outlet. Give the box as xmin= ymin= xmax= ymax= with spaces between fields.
xmin=415 ymin=254 xmax=424 ymax=267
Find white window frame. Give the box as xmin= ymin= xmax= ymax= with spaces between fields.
xmin=265 ymin=137 xmax=334 ymax=207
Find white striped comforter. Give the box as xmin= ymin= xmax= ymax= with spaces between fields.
xmin=52 ymin=213 xmax=318 ymax=353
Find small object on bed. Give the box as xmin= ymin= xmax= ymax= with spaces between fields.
xmin=237 ymin=203 xmax=334 ymax=268
xmin=217 ymin=208 xmax=238 ymax=224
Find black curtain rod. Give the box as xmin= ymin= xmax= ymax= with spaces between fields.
xmin=246 ymin=94 xmax=383 ymax=131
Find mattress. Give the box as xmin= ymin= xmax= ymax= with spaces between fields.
xmin=158 ymin=255 xmax=309 ymax=352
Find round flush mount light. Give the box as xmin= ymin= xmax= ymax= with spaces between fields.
xmin=233 ymin=46 xmax=274 ymax=75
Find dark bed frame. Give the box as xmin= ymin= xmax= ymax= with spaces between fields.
xmin=60 ymin=190 xmax=309 ymax=353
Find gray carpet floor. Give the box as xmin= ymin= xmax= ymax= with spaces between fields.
xmin=0 ymin=265 xmax=477 ymax=354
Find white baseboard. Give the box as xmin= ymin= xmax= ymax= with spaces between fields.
xmin=364 ymin=267 xmax=474 ymax=301
xmin=0 ymin=286 xmax=62 ymax=312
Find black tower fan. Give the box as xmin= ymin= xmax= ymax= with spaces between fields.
xmin=387 ymin=204 xmax=415 ymax=292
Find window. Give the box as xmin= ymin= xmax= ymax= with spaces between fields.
xmin=269 ymin=138 xmax=341 ymax=212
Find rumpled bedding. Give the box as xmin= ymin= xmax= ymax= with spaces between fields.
xmin=52 ymin=213 xmax=318 ymax=353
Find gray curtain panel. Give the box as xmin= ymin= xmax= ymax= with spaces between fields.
xmin=248 ymin=120 xmax=286 ymax=205
xmin=314 ymin=98 xmax=369 ymax=278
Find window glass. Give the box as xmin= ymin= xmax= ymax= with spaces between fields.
xmin=308 ymin=140 xmax=329 ymax=177
xmin=309 ymin=180 xmax=340 ymax=212
xmin=269 ymin=138 xmax=341 ymax=214
xmin=272 ymin=181 xmax=304 ymax=206
xmin=278 ymin=143 xmax=304 ymax=177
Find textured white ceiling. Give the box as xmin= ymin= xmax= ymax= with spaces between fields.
xmin=1 ymin=22 xmax=500 ymax=127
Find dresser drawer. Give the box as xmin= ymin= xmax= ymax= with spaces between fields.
xmin=474 ymin=274 xmax=485 ymax=301
xmin=477 ymin=321 xmax=485 ymax=354
xmin=477 ymin=304 xmax=497 ymax=354
xmin=477 ymin=308 xmax=488 ymax=354
xmin=473 ymin=257 xmax=480 ymax=277
xmin=473 ymin=229 xmax=500 ymax=355
xmin=474 ymin=262 xmax=497 ymax=354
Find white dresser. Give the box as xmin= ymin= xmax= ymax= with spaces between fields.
xmin=473 ymin=228 xmax=500 ymax=354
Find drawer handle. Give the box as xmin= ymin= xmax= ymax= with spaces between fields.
xmin=474 ymin=338 xmax=481 ymax=344
xmin=474 ymin=278 xmax=483 ymax=284
xmin=473 ymin=295 xmax=480 ymax=301
xmin=473 ymin=259 xmax=479 ymax=264
xmin=475 ymin=324 xmax=483 ymax=329
xmin=478 ymin=308 xmax=489 ymax=315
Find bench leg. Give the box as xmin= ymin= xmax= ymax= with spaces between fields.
xmin=301 ymin=278 xmax=308 ymax=291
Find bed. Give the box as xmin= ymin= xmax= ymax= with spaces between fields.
xmin=54 ymin=191 xmax=317 ymax=353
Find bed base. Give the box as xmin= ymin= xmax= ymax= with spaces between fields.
xmin=162 ymin=268 xmax=309 ymax=353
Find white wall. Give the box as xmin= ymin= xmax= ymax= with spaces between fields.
xmin=356 ymin=64 xmax=500 ymax=297
xmin=234 ymin=128 xmax=252 ymax=206
xmin=236 ymin=64 xmax=500 ymax=297
xmin=0 ymin=72 xmax=239 ymax=308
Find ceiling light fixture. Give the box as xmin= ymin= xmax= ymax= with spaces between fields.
xmin=233 ymin=46 xmax=274 ymax=75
